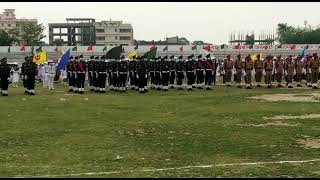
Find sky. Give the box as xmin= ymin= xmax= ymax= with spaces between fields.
xmin=1 ymin=2 xmax=320 ymax=44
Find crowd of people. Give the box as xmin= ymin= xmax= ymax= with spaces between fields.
xmin=0 ymin=52 xmax=319 ymax=96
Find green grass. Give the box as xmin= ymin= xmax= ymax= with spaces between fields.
xmin=0 ymin=82 xmax=320 ymax=177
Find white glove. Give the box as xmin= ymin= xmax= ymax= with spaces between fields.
xmin=136 ymin=74 xmax=139 ymax=79
xmin=309 ymin=69 xmax=311 ymax=73
xmin=145 ymin=74 xmax=147 ymax=78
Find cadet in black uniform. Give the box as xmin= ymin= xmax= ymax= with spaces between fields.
xmin=26 ymin=56 xmax=37 ymax=95
xmin=87 ymin=55 xmax=94 ymax=91
xmin=66 ymin=56 xmax=74 ymax=92
xmin=136 ymin=56 xmax=148 ymax=93
xmin=155 ymin=56 xmax=162 ymax=90
xmin=185 ymin=54 xmax=196 ymax=91
xmin=118 ymin=55 xmax=129 ymax=93
xmin=169 ymin=55 xmax=176 ymax=88
xmin=191 ymin=57 xmax=197 ymax=88
xmin=129 ymin=57 xmax=137 ymax=90
xmin=204 ymin=54 xmax=214 ymax=90
xmin=148 ymin=57 xmax=156 ymax=89
xmin=21 ymin=56 xmax=28 ymax=94
xmin=175 ymin=55 xmax=185 ymax=90
xmin=93 ymin=56 xmax=99 ymax=92
xmin=98 ymin=55 xmax=107 ymax=93
xmin=73 ymin=56 xmax=79 ymax=93
xmin=112 ymin=59 xmax=119 ymax=92
xmin=161 ymin=55 xmax=170 ymax=91
xmin=195 ymin=54 xmax=205 ymax=89
xmin=76 ymin=55 xmax=86 ymax=94
xmin=106 ymin=58 xmax=113 ymax=90
xmin=0 ymin=57 xmax=10 ymax=96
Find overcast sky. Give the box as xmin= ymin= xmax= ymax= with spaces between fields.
xmin=1 ymin=2 xmax=320 ymax=44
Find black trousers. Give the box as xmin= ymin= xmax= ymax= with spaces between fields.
xmin=119 ymin=73 xmax=127 ymax=87
xmin=93 ymin=72 xmax=98 ymax=88
xmin=68 ymin=72 xmax=73 ymax=87
xmin=138 ymin=73 xmax=146 ymax=88
xmin=130 ymin=71 xmax=136 ymax=86
xmin=72 ymin=73 xmax=77 ymax=87
xmin=27 ymin=74 xmax=36 ymax=90
xmin=112 ymin=73 xmax=118 ymax=87
xmin=205 ymin=70 xmax=213 ymax=86
xmin=162 ymin=72 xmax=170 ymax=86
xmin=196 ymin=70 xmax=204 ymax=84
xmin=98 ymin=73 xmax=107 ymax=89
xmin=187 ymin=72 xmax=195 ymax=85
xmin=89 ymin=72 xmax=93 ymax=87
xmin=176 ymin=72 xmax=184 ymax=85
xmin=170 ymin=71 xmax=175 ymax=85
xmin=150 ymin=72 xmax=155 ymax=85
xmin=155 ymin=72 xmax=161 ymax=86
xmin=0 ymin=76 xmax=8 ymax=90
xmin=77 ymin=73 xmax=85 ymax=89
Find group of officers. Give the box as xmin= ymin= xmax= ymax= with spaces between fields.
xmin=0 ymin=52 xmax=319 ymax=96
xmin=65 ymin=54 xmax=217 ymax=94
xmin=222 ymin=53 xmax=320 ymax=89
xmin=64 ymin=52 xmax=320 ymax=94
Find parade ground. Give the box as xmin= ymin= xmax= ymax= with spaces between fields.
xmin=1 ymin=82 xmax=320 ymax=177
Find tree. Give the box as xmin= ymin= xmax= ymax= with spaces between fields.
xmin=276 ymin=23 xmax=320 ymax=44
xmin=15 ymin=21 xmax=46 ymax=46
xmin=52 ymin=39 xmax=64 ymax=46
xmin=0 ymin=30 xmax=16 ymax=46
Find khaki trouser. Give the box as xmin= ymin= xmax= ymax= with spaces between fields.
xmin=225 ymin=69 xmax=232 ymax=83
xmin=296 ymin=73 xmax=302 ymax=83
xmin=245 ymin=70 xmax=252 ymax=85
xmin=312 ymin=70 xmax=319 ymax=84
xmin=276 ymin=73 xmax=283 ymax=83
xmin=235 ymin=69 xmax=242 ymax=84
xmin=255 ymin=69 xmax=263 ymax=83
xmin=266 ymin=71 xmax=272 ymax=84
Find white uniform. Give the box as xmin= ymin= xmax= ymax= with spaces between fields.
xmin=11 ymin=66 xmax=20 ymax=87
xmin=48 ymin=64 xmax=56 ymax=90
xmin=43 ymin=64 xmax=50 ymax=88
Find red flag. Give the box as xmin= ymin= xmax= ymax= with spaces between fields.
xmin=234 ymin=44 xmax=241 ymax=49
xmin=54 ymin=47 xmax=58 ymax=53
xmin=290 ymin=44 xmax=296 ymax=50
xmin=264 ymin=45 xmax=268 ymax=50
xmin=150 ymin=45 xmax=156 ymax=51
xmin=203 ymin=45 xmax=212 ymax=52
xmin=179 ymin=46 xmax=183 ymax=52
xmin=87 ymin=45 xmax=93 ymax=51
xmin=20 ymin=46 xmax=25 ymax=52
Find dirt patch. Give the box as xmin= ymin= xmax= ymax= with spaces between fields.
xmin=248 ymin=93 xmax=320 ymax=102
xmin=297 ymin=138 xmax=320 ymax=149
xmin=236 ymin=121 xmax=299 ymax=127
xmin=263 ymin=114 xmax=320 ymax=120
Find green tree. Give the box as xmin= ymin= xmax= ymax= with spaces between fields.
xmin=276 ymin=23 xmax=320 ymax=44
xmin=16 ymin=21 xmax=46 ymax=46
xmin=0 ymin=30 xmax=16 ymax=46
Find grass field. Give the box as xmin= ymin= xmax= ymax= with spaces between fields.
xmin=1 ymin=82 xmax=320 ymax=177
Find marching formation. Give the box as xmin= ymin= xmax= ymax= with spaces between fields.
xmin=0 ymin=52 xmax=320 ymax=96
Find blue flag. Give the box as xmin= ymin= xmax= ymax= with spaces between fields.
xmin=301 ymin=48 xmax=305 ymax=61
xmin=57 ymin=49 xmax=71 ymax=70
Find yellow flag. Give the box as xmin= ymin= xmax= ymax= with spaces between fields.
xmin=33 ymin=50 xmax=47 ymax=64
xmin=251 ymin=52 xmax=263 ymax=62
xmin=127 ymin=51 xmax=138 ymax=60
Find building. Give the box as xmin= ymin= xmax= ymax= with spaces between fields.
xmin=49 ymin=18 xmax=96 ymax=46
xmin=135 ymin=36 xmax=190 ymax=45
xmin=94 ymin=20 xmax=134 ymax=47
xmin=229 ymin=31 xmax=276 ymax=45
xmin=0 ymin=9 xmax=37 ymax=31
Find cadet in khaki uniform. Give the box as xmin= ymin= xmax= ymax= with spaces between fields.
xmin=254 ymin=54 xmax=264 ymax=87
xmin=264 ymin=55 xmax=273 ymax=88
xmin=305 ymin=54 xmax=312 ymax=87
xmin=244 ymin=55 xmax=254 ymax=89
xmin=275 ymin=55 xmax=284 ymax=87
xmin=295 ymin=55 xmax=303 ymax=87
xmin=285 ymin=56 xmax=294 ymax=88
xmin=223 ymin=54 xmax=233 ymax=87
xmin=234 ymin=54 xmax=243 ymax=88
xmin=310 ymin=53 xmax=319 ymax=89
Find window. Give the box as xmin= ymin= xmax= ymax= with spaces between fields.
xmin=115 ymin=44 xmax=117 ymax=46
xmin=120 ymin=44 xmax=129 ymax=46
xmin=115 ymin=28 xmax=117 ymax=32
xmin=115 ymin=36 xmax=118 ymax=40
xmin=109 ymin=44 xmax=113 ymax=46
xmin=120 ymin=29 xmax=131 ymax=33
xmin=1 ymin=24 xmax=4 ymax=27
xmin=120 ymin=36 xmax=131 ymax=40
xmin=8 ymin=24 xmax=11 ymax=27
xmin=96 ymin=36 xmax=105 ymax=41
xmin=96 ymin=29 xmax=105 ymax=33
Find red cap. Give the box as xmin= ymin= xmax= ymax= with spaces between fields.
xmin=227 ymin=54 xmax=231 ymax=58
